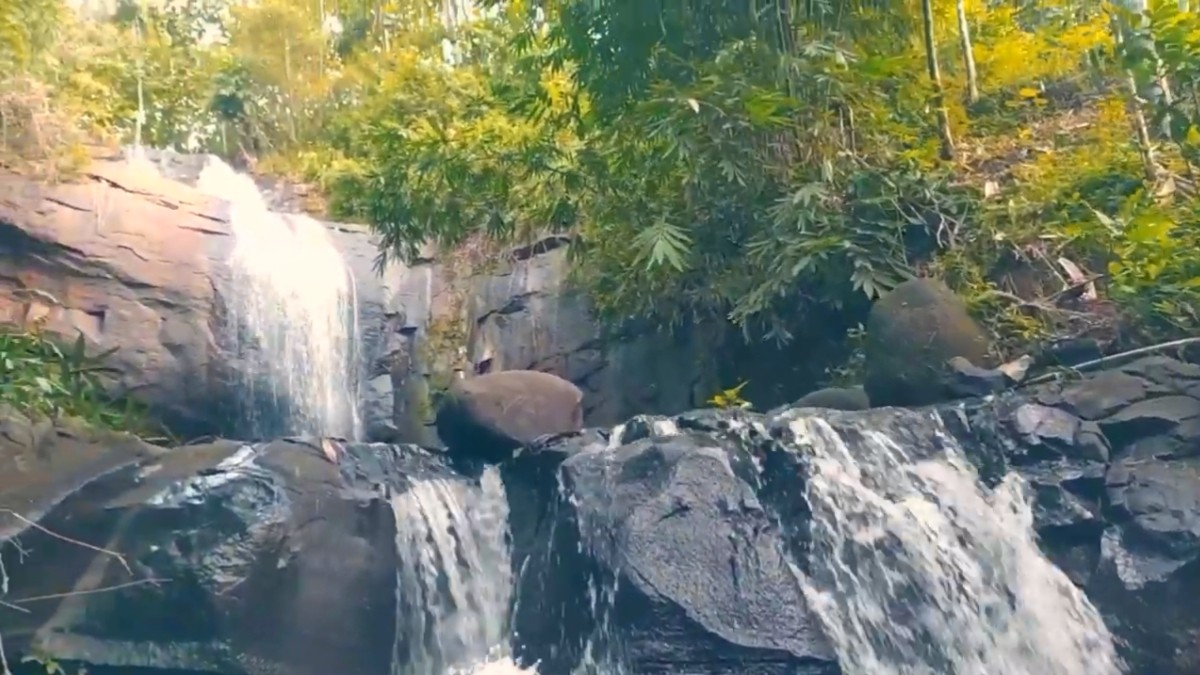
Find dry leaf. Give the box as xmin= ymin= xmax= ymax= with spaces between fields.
xmin=1056 ymin=257 xmax=1098 ymax=301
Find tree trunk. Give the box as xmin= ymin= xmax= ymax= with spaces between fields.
xmin=1110 ymin=13 xmax=1158 ymax=183
xmin=956 ymin=0 xmax=980 ymax=105
xmin=921 ymin=0 xmax=955 ymax=160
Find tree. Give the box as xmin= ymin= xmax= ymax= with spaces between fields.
xmin=921 ymin=0 xmax=955 ymax=160
xmin=956 ymin=0 xmax=979 ymax=104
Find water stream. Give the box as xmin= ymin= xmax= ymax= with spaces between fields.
xmin=788 ymin=414 xmax=1122 ymax=675
xmin=390 ymin=467 xmax=536 ymax=675
xmin=196 ymin=157 xmax=362 ymax=440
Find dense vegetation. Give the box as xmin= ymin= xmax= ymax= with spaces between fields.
xmin=0 ymin=313 xmax=158 ymax=436
xmin=2 ymin=0 xmax=1199 ymax=392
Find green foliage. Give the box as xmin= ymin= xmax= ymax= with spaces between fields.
xmin=707 ymin=380 xmax=751 ymax=410
xmin=5 ymin=0 xmax=1199 ymax=389
xmin=0 ymin=318 xmax=151 ymax=434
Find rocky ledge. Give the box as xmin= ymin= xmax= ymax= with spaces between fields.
xmin=504 ymin=354 xmax=1200 ymax=674
xmin=2 ymin=354 xmax=1198 ymax=674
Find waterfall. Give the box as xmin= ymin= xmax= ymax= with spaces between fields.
xmin=788 ymin=413 xmax=1123 ymax=675
xmin=391 ymin=467 xmax=535 ymax=675
xmin=197 ymin=157 xmax=362 ymax=439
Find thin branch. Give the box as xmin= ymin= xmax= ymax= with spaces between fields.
xmin=0 ymin=510 xmax=131 ymax=576
xmin=12 ymin=578 xmax=169 ymax=605
xmin=0 ymin=554 xmax=10 ymax=675
xmin=1022 ymin=337 xmax=1200 ymax=388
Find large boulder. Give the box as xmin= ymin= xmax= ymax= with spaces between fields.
xmin=792 ymin=386 xmax=871 ymax=411
xmin=0 ymin=406 xmax=164 ymax=541
xmin=864 ymin=278 xmax=993 ymax=406
xmin=505 ymin=410 xmax=839 ymax=674
xmin=0 ymin=431 xmax=477 ymax=675
xmin=0 ymin=161 xmax=231 ymax=435
xmin=436 ymin=369 xmax=584 ymax=462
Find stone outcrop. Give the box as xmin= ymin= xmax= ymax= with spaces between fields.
xmin=505 ymin=354 xmax=1200 ymax=675
xmin=504 ymin=411 xmax=840 ymax=674
xmin=464 ymin=236 xmax=719 ymax=426
xmin=0 ymin=433 xmax=456 ymax=675
xmin=791 ymin=385 xmax=870 ymax=411
xmin=435 ymin=369 xmax=583 ymax=463
xmin=0 ymin=406 xmax=164 ymax=541
xmin=3 ymin=353 xmax=1200 ymax=674
xmin=1 ymin=156 xmax=712 ymax=442
xmin=864 ymin=278 xmax=994 ymax=407
xmin=0 ymin=161 xmax=232 ymax=435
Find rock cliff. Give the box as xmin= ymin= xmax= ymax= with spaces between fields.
xmin=0 ymin=155 xmax=716 ymax=442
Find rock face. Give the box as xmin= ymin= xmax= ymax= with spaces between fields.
xmin=864 ymin=278 xmax=993 ymax=406
xmin=4 ymin=355 xmax=1200 ymax=674
xmin=0 ymin=406 xmax=164 ymax=541
xmin=0 ymin=432 xmax=458 ymax=675
xmin=506 ymin=354 xmax=1200 ymax=675
xmin=0 ymin=161 xmax=232 ymax=435
xmin=436 ymin=369 xmax=584 ymax=462
xmin=464 ymin=236 xmax=720 ymax=426
xmin=1 ymin=157 xmax=712 ymax=441
xmin=504 ymin=411 xmax=840 ymax=674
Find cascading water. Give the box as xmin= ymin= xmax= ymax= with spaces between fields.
xmin=788 ymin=413 xmax=1123 ymax=675
xmin=197 ymin=157 xmax=362 ymax=439
xmin=391 ymin=467 xmax=535 ymax=675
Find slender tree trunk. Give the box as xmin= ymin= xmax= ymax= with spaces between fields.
xmin=921 ymin=0 xmax=955 ymax=160
xmin=284 ymin=35 xmax=297 ymax=143
xmin=1110 ymin=13 xmax=1158 ymax=183
xmin=956 ymin=0 xmax=980 ymax=105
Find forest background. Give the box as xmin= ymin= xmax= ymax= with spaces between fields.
xmin=2 ymin=0 xmax=1200 ymax=420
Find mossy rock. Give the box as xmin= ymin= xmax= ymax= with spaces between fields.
xmin=793 ymin=386 xmax=871 ymax=411
xmin=864 ymin=278 xmax=994 ymax=407
xmin=435 ymin=370 xmax=583 ymax=463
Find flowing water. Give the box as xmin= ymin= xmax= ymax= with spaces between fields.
xmin=391 ymin=467 xmax=537 ymax=675
xmin=788 ymin=413 xmax=1123 ymax=675
xmin=196 ymin=157 xmax=362 ymax=439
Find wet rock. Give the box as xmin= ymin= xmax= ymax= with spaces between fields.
xmin=1 ymin=436 xmax=457 ymax=675
xmin=1090 ymin=455 xmax=1200 ymax=675
xmin=864 ymin=278 xmax=994 ymax=406
xmin=0 ymin=406 xmax=165 ymax=541
xmin=436 ymin=370 xmax=584 ymax=463
xmin=507 ymin=427 xmax=838 ymax=674
xmin=792 ymin=386 xmax=871 ymax=411
xmin=504 ymin=353 xmax=1200 ymax=674
xmin=944 ymin=356 xmax=1012 ymax=398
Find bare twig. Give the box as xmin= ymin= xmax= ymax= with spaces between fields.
xmin=0 ymin=554 xmax=11 ymax=675
xmin=1022 ymin=337 xmax=1200 ymax=388
xmin=0 ymin=510 xmax=131 ymax=576
xmin=12 ymin=578 xmax=168 ymax=605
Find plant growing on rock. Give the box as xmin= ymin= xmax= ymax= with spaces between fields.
xmin=0 ymin=315 xmax=151 ymax=435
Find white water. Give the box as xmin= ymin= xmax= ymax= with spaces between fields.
xmin=391 ymin=467 xmax=536 ymax=675
xmin=789 ymin=414 xmax=1123 ymax=675
xmin=197 ymin=157 xmax=362 ymax=439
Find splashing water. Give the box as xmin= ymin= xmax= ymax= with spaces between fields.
xmin=392 ymin=467 xmax=534 ymax=675
xmin=789 ymin=413 xmax=1123 ymax=675
xmin=197 ymin=157 xmax=362 ymax=439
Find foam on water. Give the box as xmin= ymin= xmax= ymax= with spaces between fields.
xmin=789 ymin=414 xmax=1123 ymax=675
xmin=391 ymin=467 xmax=528 ymax=675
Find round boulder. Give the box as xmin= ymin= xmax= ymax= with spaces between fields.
xmin=435 ymin=370 xmax=584 ymax=462
xmin=864 ymin=278 xmax=994 ymax=407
